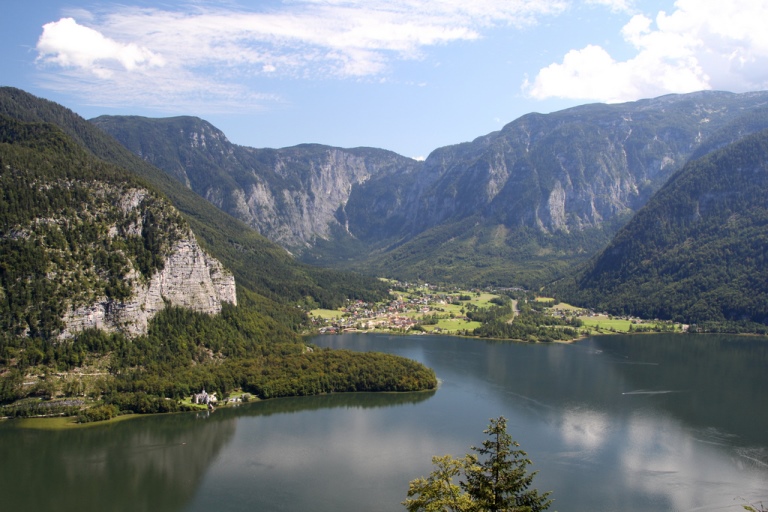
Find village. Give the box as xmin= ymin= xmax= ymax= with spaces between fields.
xmin=310 ymin=283 xmax=482 ymax=335
xmin=309 ymin=282 xmax=683 ymax=337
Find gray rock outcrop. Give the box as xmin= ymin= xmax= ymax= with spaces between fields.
xmin=61 ymin=231 xmax=236 ymax=338
xmin=90 ymin=115 xmax=421 ymax=250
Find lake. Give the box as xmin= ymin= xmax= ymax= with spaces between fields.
xmin=0 ymin=333 xmax=766 ymax=511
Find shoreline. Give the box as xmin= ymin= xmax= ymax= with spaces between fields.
xmin=2 ymin=387 xmax=439 ymax=430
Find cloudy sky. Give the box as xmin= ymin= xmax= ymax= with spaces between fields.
xmin=3 ymin=0 xmax=768 ymax=158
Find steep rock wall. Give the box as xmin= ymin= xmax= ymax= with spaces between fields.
xmin=90 ymin=115 xmax=421 ymax=251
xmin=61 ymin=231 xmax=236 ymax=338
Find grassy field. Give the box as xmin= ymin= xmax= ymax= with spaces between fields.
xmin=437 ymin=303 xmax=467 ymax=316
xmin=422 ymin=318 xmax=483 ymax=334
xmin=579 ymin=316 xmax=634 ymax=332
xmin=578 ymin=315 xmax=679 ymax=333
xmin=309 ymin=309 xmax=346 ymax=320
xmin=12 ymin=413 xmax=138 ymax=430
xmin=464 ymin=293 xmax=499 ymax=307
xmin=551 ymin=302 xmax=584 ymax=312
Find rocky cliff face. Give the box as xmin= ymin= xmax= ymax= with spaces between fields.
xmin=91 ymin=116 xmax=421 ymax=250
xmin=0 ymin=114 xmax=237 ymax=339
xmin=346 ymin=91 xmax=768 ymax=241
xmin=92 ymin=91 xmax=768 ymax=285
xmin=61 ymin=231 xmax=236 ymax=338
xmin=58 ymin=187 xmax=236 ymax=338
xmin=226 ymin=144 xmax=418 ymax=248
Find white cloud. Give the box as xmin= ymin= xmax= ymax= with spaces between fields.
xmin=36 ymin=17 xmax=165 ymax=79
xmin=584 ymin=0 xmax=635 ymax=14
xmin=50 ymin=0 xmax=569 ymax=77
xmin=525 ymin=0 xmax=768 ymax=103
xmin=34 ymin=0 xmax=567 ymax=112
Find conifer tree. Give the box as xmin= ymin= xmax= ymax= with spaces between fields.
xmin=404 ymin=416 xmax=552 ymax=512
xmin=463 ymin=417 xmax=551 ymax=512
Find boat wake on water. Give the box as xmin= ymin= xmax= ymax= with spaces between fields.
xmin=621 ymin=389 xmax=683 ymax=395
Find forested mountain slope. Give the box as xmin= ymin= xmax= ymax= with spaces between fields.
xmin=0 ymin=115 xmax=236 ymax=338
xmin=553 ymin=129 xmax=768 ymax=326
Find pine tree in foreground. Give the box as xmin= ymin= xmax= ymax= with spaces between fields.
xmin=403 ymin=416 xmax=552 ymax=512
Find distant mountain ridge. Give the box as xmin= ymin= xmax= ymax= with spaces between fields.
xmin=90 ymin=115 xmax=420 ymax=250
xmin=94 ymin=90 xmax=768 ymax=286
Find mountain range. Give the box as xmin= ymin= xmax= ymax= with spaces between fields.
xmin=93 ymin=91 xmax=768 ymax=288
xmin=3 ymin=86 xmax=768 ymax=332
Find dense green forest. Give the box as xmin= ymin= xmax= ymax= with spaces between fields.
xmin=0 ymin=93 xmax=436 ymax=420
xmin=1 ymin=304 xmax=436 ymax=418
xmin=470 ymin=299 xmax=582 ymax=342
xmin=552 ymin=128 xmax=768 ymax=329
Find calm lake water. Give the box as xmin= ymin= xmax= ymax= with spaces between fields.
xmin=1 ymin=333 xmax=766 ymax=511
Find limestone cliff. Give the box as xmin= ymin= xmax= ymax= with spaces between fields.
xmin=0 ymin=113 xmax=237 ymax=339
xmin=59 ymin=186 xmax=236 ymax=338
xmin=90 ymin=115 xmax=421 ymax=251
xmin=61 ymin=232 xmax=236 ymax=338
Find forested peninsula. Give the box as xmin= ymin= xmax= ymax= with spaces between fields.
xmin=0 ymin=90 xmax=436 ymax=423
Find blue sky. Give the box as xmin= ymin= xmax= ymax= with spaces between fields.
xmin=3 ymin=0 xmax=768 ymax=159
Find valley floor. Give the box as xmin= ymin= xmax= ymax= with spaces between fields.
xmin=308 ymin=285 xmax=683 ymax=341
